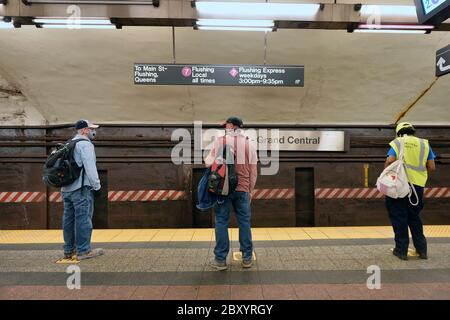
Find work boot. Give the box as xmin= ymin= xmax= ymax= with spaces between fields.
xmin=209 ymin=259 xmax=228 ymax=271
xmin=416 ymin=251 xmax=428 ymax=260
xmin=393 ymin=248 xmax=408 ymax=261
xmin=77 ymin=248 xmax=104 ymax=260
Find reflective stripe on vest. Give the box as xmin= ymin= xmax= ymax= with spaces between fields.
xmin=393 ymin=138 xmax=427 ymax=172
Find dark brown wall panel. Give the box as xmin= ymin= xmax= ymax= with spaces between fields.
xmin=0 ymin=163 xmax=47 ymax=229
xmin=108 ymin=202 xmax=188 ymax=228
xmin=316 ymin=200 xmax=390 ymax=226
xmin=0 ymin=124 xmax=449 ymax=229
xmin=0 ymin=203 xmax=47 ymax=229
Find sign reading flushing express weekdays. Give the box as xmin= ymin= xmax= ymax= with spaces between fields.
xmin=414 ymin=0 xmax=450 ymax=24
xmin=134 ymin=64 xmax=304 ymax=87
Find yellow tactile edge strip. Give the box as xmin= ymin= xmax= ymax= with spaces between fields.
xmin=0 ymin=226 xmax=449 ymax=244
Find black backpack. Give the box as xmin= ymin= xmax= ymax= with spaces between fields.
xmin=42 ymin=139 xmax=85 ymax=188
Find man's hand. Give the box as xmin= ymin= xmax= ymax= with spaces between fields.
xmin=384 ymin=156 xmax=396 ymax=168
xmin=93 ymin=189 xmax=102 ymax=198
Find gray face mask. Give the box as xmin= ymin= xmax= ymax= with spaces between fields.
xmin=88 ymin=130 xmax=96 ymax=140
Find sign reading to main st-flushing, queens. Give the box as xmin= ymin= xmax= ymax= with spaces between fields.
xmin=134 ymin=64 xmax=304 ymax=87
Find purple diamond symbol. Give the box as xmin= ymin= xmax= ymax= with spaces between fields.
xmin=229 ymin=68 xmax=238 ymax=78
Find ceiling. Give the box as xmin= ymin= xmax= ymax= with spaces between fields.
xmin=0 ymin=25 xmax=449 ymax=125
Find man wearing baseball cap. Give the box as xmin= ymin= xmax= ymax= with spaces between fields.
xmin=220 ymin=116 xmax=243 ymax=129
xmin=384 ymin=122 xmax=436 ymax=260
xmin=60 ymin=120 xmax=103 ymax=261
xmin=205 ymin=116 xmax=258 ymax=270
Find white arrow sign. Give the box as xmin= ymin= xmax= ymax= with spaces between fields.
xmin=437 ymin=57 xmax=450 ymax=72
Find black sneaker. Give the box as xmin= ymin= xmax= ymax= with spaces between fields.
xmin=77 ymin=248 xmax=104 ymax=260
xmin=393 ymin=249 xmax=408 ymax=261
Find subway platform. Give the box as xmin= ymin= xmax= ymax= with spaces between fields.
xmin=1 ymin=226 xmax=450 ymax=300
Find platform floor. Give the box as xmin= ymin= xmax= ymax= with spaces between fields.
xmin=1 ymin=226 xmax=450 ymax=300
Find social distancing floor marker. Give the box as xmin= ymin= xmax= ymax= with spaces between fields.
xmin=55 ymin=255 xmax=80 ymax=264
xmin=390 ymin=247 xmax=420 ymax=258
xmin=232 ymin=251 xmax=257 ymax=261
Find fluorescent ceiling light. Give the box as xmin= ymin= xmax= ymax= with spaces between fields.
xmin=197 ymin=26 xmax=273 ymax=32
xmin=0 ymin=21 xmax=13 ymax=29
xmin=195 ymin=2 xmax=320 ymax=20
xmin=197 ymin=19 xmax=274 ymax=27
xmin=354 ymin=29 xmax=427 ymax=34
xmin=40 ymin=24 xmax=115 ymax=29
xmin=358 ymin=24 xmax=434 ymax=30
xmin=34 ymin=18 xmax=112 ymax=25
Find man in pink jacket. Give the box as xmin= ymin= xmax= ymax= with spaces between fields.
xmin=205 ymin=117 xmax=258 ymax=270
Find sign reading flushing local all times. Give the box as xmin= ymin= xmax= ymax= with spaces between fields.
xmin=414 ymin=0 xmax=450 ymax=24
xmin=134 ymin=64 xmax=304 ymax=87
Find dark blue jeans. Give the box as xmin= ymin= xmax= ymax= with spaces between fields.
xmin=385 ymin=185 xmax=427 ymax=255
xmin=214 ymin=191 xmax=253 ymax=262
xmin=62 ymin=186 xmax=94 ymax=255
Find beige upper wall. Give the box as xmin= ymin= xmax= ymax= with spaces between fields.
xmin=0 ymin=73 xmax=46 ymax=125
xmin=0 ymin=26 xmax=449 ymax=125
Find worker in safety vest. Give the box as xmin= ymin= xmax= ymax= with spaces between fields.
xmin=384 ymin=122 xmax=436 ymax=260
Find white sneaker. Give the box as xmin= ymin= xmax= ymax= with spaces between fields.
xmin=209 ymin=259 xmax=228 ymax=271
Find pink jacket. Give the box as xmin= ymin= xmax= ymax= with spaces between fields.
xmin=205 ymin=130 xmax=258 ymax=193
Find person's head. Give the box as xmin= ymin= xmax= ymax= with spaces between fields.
xmin=396 ymin=122 xmax=416 ymax=137
xmin=75 ymin=120 xmax=99 ymax=140
xmin=222 ymin=116 xmax=244 ymax=131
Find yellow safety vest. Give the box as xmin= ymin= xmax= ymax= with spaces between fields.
xmin=389 ymin=135 xmax=430 ymax=187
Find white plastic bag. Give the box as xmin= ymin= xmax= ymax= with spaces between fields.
xmin=376 ymin=158 xmax=410 ymax=199
xmin=376 ymin=138 xmax=418 ymax=205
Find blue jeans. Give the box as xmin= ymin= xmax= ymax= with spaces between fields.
xmin=214 ymin=191 xmax=253 ymax=261
xmin=385 ymin=185 xmax=427 ymax=255
xmin=62 ymin=186 xmax=94 ymax=255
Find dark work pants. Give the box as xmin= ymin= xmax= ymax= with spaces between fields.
xmin=385 ymin=185 xmax=427 ymax=255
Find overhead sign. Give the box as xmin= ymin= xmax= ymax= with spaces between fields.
xmin=423 ymin=0 xmax=448 ymax=13
xmin=414 ymin=0 xmax=450 ymax=24
xmin=436 ymin=44 xmax=450 ymax=77
xmin=134 ymin=64 xmax=304 ymax=87
xmin=202 ymin=130 xmax=346 ymax=151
